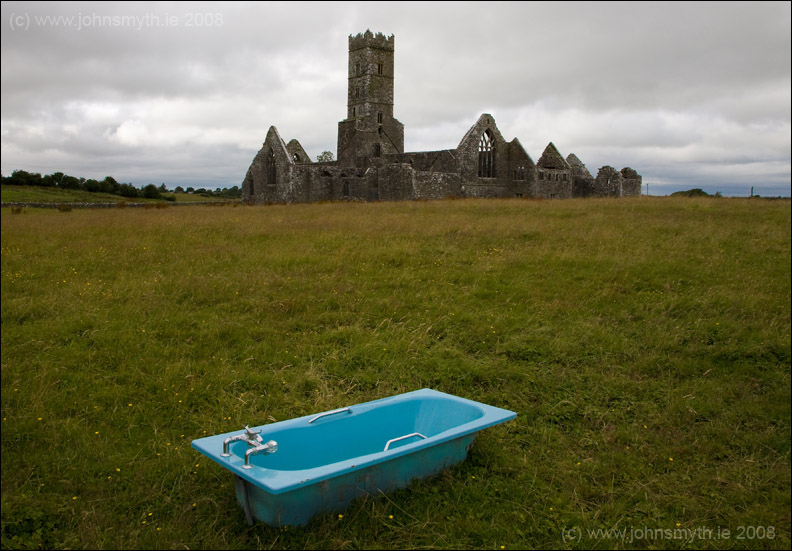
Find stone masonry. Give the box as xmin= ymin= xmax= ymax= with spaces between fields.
xmin=242 ymin=30 xmax=642 ymax=204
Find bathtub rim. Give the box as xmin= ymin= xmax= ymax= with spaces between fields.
xmin=191 ymin=388 xmax=516 ymax=494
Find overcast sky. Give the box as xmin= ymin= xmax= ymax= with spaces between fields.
xmin=2 ymin=1 xmax=790 ymax=196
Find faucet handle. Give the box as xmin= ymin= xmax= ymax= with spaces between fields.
xmin=244 ymin=425 xmax=264 ymax=443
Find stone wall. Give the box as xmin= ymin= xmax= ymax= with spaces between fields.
xmin=286 ymin=139 xmax=311 ymax=164
xmin=377 ymin=164 xmax=413 ymax=200
xmin=455 ymin=114 xmax=525 ymax=196
xmin=414 ymin=171 xmax=462 ymax=199
xmin=620 ymin=167 xmax=642 ymax=197
xmin=337 ymin=117 xmax=404 ymax=166
xmin=536 ymin=143 xmax=572 ymax=198
xmin=243 ymin=114 xmax=644 ymax=204
xmin=390 ymin=150 xmax=457 ymax=172
xmin=291 ymin=165 xmax=339 ymax=202
xmin=532 ymin=174 xmax=573 ymax=199
xmin=593 ymin=166 xmax=623 ymax=197
xmin=243 ymin=126 xmax=295 ymax=204
xmin=506 ymin=139 xmax=536 ymax=197
xmin=567 ymin=153 xmax=596 ymax=197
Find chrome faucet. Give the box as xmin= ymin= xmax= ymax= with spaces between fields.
xmin=243 ymin=440 xmax=278 ymax=469
xmin=221 ymin=425 xmax=264 ymax=457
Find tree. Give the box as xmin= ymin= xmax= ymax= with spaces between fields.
xmin=100 ymin=176 xmax=120 ymax=194
xmin=118 ymin=183 xmax=139 ymax=198
xmin=59 ymin=175 xmax=81 ymax=190
xmin=174 ymin=186 xmax=185 ymax=193
xmin=41 ymin=172 xmax=63 ymax=187
xmin=7 ymin=170 xmax=42 ymax=186
xmin=316 ymin=151 xmax=334 ymax=163
xmin=671 ymin=188 xmax=709 ymax=198
xmin=142 ymin=184 xmax=161 ymax=199
xmin=83 ymin=179 xmax=101 ymax=192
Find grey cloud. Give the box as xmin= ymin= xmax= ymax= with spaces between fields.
xmin=1 ymin=1 xmax=789 ymax=196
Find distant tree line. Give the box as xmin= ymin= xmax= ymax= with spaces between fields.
xmin=174 ymin=185 xmax=242 ymax=199
xmin=1 ymin=169 xmax=241 ymax=200
xmin=670 ymin=188 xmax=722 ymax=198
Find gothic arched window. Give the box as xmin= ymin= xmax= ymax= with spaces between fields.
xmin=478 ymin=130 xmax=496 ymax=178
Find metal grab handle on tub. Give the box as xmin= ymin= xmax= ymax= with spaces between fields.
xmin=308 ymin=407 xmax=351 ymax=424
xmin=384 ymin=432 xmax=427 ymax=451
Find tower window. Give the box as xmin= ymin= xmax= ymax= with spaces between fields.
xmin=377 ymin=112 xmax=383 ymax=123
xmin=377 ymin=63 xmax=383 ymax=74
xmin=293 ymin=153 xmax=300 ymax=162
xmin=352 ymin=107 xmax=356 ymax=117
xmin=354 ymin=87 xmax=359 ymax=99
xmin=378 ymin=126 xmax=383 ymax=136
xmin=478 ymin=130 xmax=496 ymax=178
xmin=355 ymin=62 xmax=361 ymax=75
xmin=374 ymin=144 xmax=381 ymax=157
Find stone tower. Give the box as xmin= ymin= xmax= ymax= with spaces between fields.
xmin=337 ymin=30 xmax=404 ymax=166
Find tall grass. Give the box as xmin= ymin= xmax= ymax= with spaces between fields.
xmin=2 ymin=197 xmax=789 ymax=549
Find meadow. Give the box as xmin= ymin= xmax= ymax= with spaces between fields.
xmin=0 ymin=184 xmax=229 ymax=204
xmin=1 ymin=197 xmax=789 ymax=549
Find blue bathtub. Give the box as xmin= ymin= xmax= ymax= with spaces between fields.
xmin=191 ymin=388 xmax=516 ymax=526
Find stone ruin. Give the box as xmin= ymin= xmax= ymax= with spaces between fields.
xmin=242 ymin=30 xmax=642 ymax=204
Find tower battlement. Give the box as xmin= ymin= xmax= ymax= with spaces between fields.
xmin=349 ymin=30 xmax=394 ymax=51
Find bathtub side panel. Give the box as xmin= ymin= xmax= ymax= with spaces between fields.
xmin=238 ymin=434 xmax=476 ymax=526
xmin=239 ymin=471 xmax=372 ymax=526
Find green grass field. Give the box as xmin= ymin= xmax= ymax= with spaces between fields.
xmin=0 ymin=185 xmax=228 ymax=204
xmin=1 ymin=197 xmax=789 ymax=549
